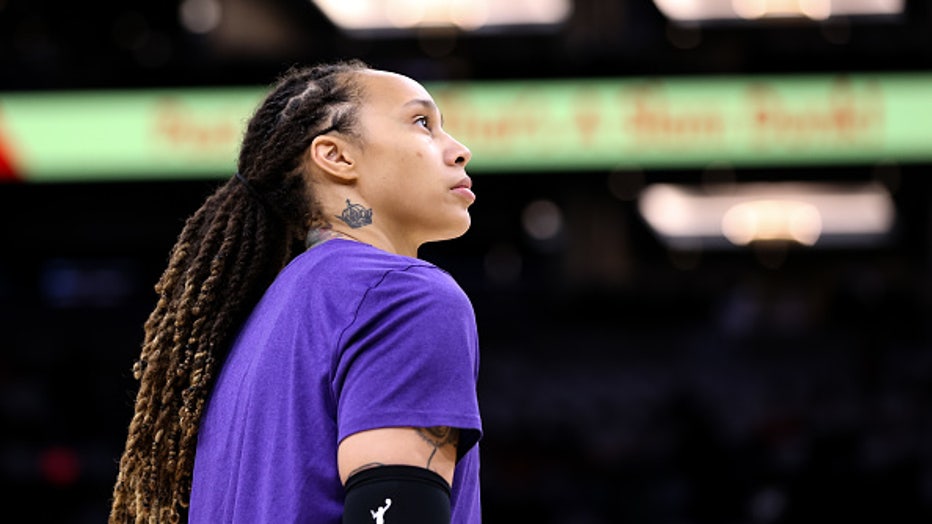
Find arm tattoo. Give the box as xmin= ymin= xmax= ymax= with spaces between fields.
xmin=347 ymin=462 xmax=385 ymax=478
xmin=335 ymin=198 xmax=373 ymax=228
xmin=416 ymin=427 xmax=459 ymax=470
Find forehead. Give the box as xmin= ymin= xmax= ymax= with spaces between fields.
xmin=355 ymin=70 xmax=436 ymax=112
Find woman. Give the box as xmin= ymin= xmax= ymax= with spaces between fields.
xmin=110 ymin=61 xmax=482 ymax=523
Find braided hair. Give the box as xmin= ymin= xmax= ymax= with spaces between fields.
xmin=109 ymin=60 xmax=369 ymax=523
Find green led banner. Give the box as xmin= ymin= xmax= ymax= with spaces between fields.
xmin=434 ymin=73 xmax=932 ymax=171
xmin=0 ymin=88 xmax=259 ymax=182
xmin=1 ymin=73 xmax=931 ymax=182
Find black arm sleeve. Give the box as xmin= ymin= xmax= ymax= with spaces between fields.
xmin=343 ymin=465 xmax=452 ymax=524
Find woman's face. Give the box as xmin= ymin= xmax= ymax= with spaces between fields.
xmin=349 ymin=70 xmax=474 ymax=254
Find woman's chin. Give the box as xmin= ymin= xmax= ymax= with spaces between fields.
xmin=428 ymin=216 xmax=472 ymax=243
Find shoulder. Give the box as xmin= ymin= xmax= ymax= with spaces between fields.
xmin=280 ymin=240 xmax=470 ymax=308
xmin=353 ymin=250 xmax=472 ymax=317
xmin=272 ymin=239 xmax=471 ymax=309
xmin=287 ymin=239 xmax=431 ymax=278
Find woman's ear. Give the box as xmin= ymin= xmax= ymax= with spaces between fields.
xmin=307 ymin=135 xmax=357 ymax=183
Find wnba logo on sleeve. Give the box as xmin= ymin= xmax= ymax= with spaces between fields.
xmin=370 ymin=498 xmax=391 ymax=523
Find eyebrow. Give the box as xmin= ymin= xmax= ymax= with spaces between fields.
xmin=404 ymin=98 xmax=444 ymax=125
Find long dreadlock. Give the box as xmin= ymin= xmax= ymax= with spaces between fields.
xmin=110 ymin=60 xmax=369 ymax=523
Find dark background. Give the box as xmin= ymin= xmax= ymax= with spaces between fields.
xmin=2 ymin=0 xmax=932 ymax=522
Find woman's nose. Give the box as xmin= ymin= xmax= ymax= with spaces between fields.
xmin=447 ymin=135 xmax=472 ymax=167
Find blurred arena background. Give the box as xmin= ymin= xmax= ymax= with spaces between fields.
xmin=2 ymin=0 xmax=932 ymax=522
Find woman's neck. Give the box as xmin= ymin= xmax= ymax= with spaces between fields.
xmin=307 ymin=225 xmax=421 ymax=258
xmin=306 ymin=227 xmax=362 ymax=249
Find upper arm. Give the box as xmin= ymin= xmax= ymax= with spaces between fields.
xmin=334 ymin=269 xmax=479 ymax=488
xmin=338 ymin=426 xmax=460 ymax=486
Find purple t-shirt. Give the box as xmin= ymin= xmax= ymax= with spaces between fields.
xmin=189 ymin=239 xmax=482 ymax=523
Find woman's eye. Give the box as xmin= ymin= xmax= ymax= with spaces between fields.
xmin=415 ymin=116 xmax=431 ymax=129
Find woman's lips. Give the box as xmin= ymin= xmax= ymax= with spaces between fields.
xmin=452 ymin=176 xmax=475 ymax=203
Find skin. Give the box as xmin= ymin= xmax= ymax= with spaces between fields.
xmin=305 ymin=69 xmax=474 ymax=258
xmin=303 ymin=70 xmax=474 ymax=487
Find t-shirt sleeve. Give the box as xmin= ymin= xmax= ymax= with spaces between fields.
xmin=332 ymin=264 xmax=482 ymax=457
